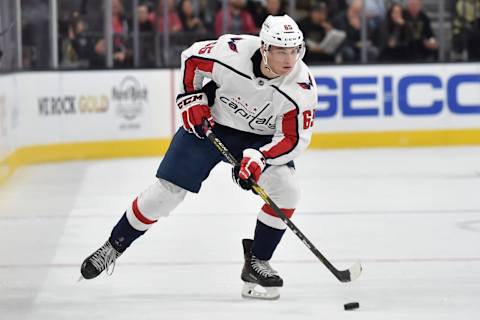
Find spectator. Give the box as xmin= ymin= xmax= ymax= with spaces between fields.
xmin=138 ymin=4 xmax=154 ymax=32
xmin=403 ymin=0 xmax=438 ymax=61
xmin=89 ymin=38 xmax=108 ymax=68
xmin=87 ymin=0 xmax=132 ymax=70
xmin=112 ymin=0 xmax=128 ymax=46
xmin=452 ymin=0 xmax=480 ymax=60
xmin=197 ymin=0 xmax=217 ymax=32
xmin=214 ymin=0 xmax=257 ymax=36
xmin=153 ymin=0 xmax=183 ymax=32
xmin=88 ymin=38 xmax=132 ymax=68
xmin=364 ymin=0 xmax=386 ymax=30
xmin=299 ymin=2 xmax=339 ymax=64
xmin=21 ymin=0 xmax=50 ymax=68
xmin=77 ymin=0 xmax=104 ymax=32
xmin=247 ymin=0 xmax=287 ymax=28
xmin=61 ymin=12 xmax=94 ymax=67
xmin=333 ymin=0 xmax=379 ymax=62
xmin=111 ymin=0 xmax=131 ymax=67
xmin=137 ymin=4 xmax=156 ymax=67
xmin=323 ymin=0 xmax=348 ymax=20
xmin=378 ymin=2 xmax=409 ymax=62
xmin=178 ymin=0 xmax=207 ymax=32
xmin=264 ymin=0 xmax=286 ymax=16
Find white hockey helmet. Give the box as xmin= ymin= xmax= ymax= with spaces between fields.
xmin=260 ymin=15 xmax=304 ymax=49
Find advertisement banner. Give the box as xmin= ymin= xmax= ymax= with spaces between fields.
xmin=311 ymin=63 xmax=480 ymax=132
xmin=15 ymin=70 xmax=173 ymax=147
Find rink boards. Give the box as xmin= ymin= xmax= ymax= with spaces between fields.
xmin=1 ymin=63 xmax=479 ymax=181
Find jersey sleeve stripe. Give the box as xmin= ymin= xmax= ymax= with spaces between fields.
xmin=260 ymin=84 xmax=302 ymax=160
xmin=261 ymin=108 xmax=299 ymax=159
xmin=183 ymin=57 xmax=215 ymax=92
xmin=183 ymin=56 xmax=252 ymax=92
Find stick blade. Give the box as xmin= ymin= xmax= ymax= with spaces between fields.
xmin=348 ymin=261 xmax=362 ymax=282
xmin=337 ymin=261 xmax=362 ymax=283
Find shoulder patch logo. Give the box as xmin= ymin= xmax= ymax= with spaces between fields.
xmin=228 ymin=37 xmax=243 ymax=53
xmin=297 ymin=75 xmax=313 ymax=90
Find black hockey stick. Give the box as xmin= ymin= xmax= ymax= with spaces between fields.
xmin=205 ymin=127 xmax=362 ymax=283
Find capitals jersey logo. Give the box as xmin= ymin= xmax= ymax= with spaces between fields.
xmin=297 ymin=75 xmax=313 ymax=90
xmin=228 ymin=37 xmax=243 ymax=53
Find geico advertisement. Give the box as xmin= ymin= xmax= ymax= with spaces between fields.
xmin=311 ymin=63 xmax=480 ymax=132
xmin=14 ymin=70 xmax=172 ymax=146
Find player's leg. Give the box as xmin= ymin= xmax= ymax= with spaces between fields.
xmin=80 ymin=128 xmax=222 ymax=280
xmin=253 ymin=164 xmax=299 ymax=261
xmin=80 ymin=177 xmax=187 ymax=280
xmin=241 ymin=164 xmax=299 ymax=299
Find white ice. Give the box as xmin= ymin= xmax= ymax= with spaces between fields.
xmin=1 ymin=147 xmax=480 ymax=320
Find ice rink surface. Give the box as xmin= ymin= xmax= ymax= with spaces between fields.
xmin=1 ymin=147 xmax=480 ymax=320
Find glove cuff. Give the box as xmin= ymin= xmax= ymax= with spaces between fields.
xmin=176 ymin=92 xmax=208 ymax=111
xmin=243 ymin=148 xmax=266 ymax=171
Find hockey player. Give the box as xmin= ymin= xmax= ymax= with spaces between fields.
xmin=80 ymin=14 xmax=317 ymax=300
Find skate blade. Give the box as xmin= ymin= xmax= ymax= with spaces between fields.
xmin=77 ymin=275 xmax=85 ymax=282
xmin=241 ymin=282 xmax=280 ymax=300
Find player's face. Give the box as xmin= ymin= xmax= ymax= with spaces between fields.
xmin=266 ymin=46 xmax=300 ymax=75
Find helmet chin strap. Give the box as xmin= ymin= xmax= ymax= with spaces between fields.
xmin=261 ymin=43 xmax=304 ymax=78
xmin=261 ymin=46 xmax=280 ymax=78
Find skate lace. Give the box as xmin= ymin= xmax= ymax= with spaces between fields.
xmin=251 ymin=257 xmax=278 ymax=278
xmin=90 ymin=242 xmax=120 ymax=276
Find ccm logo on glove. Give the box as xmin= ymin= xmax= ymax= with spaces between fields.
xmin=176 ymin=92 xmax=213 ymax=138
xmin=177 ymin=94 xmax=205 ymax=110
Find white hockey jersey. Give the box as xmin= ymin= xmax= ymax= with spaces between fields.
xmin=178 ymin=34 xmax=317 ymax=165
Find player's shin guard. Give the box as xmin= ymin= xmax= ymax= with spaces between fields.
xmin=252 ymin=219 xmax=286 ymax=260
xmin=125 ymin=178 xmax=187 ymax=232
xmin=110 ymin=213 xmax=146 ymax=252
xmin=254 ymin=205 xmax=294 ymax=260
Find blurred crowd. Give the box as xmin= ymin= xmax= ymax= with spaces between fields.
xmin=15 ymin=0 xmax=480 ymax=69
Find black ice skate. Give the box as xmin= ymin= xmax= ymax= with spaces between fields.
xmin=240 ymin=239 xmax=283 ymax=300
xmin=80 ymin=240 xmax=122 ymax=280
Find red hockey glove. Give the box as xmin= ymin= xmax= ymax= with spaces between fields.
xmin=176 ymin=92 xmax=213 ymax=138
xmin=239 ymin=149 xmax=266 ymax=183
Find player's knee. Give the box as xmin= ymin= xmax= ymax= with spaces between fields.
xmin=278 ymin=177 xmax=300 ymax=209
xmin=260 ymin=165 xmax=300 ymax=209
xmin=126 ymin=178 xmax=187 ymax=231
xmin=257 ymin=166 xmax=300 ymax=230
xmin=259 ymin=182 xmax=299 ymax=229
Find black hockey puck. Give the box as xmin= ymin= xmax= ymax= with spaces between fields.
xmin=344 ymin=302 xmax=360 ymax=310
